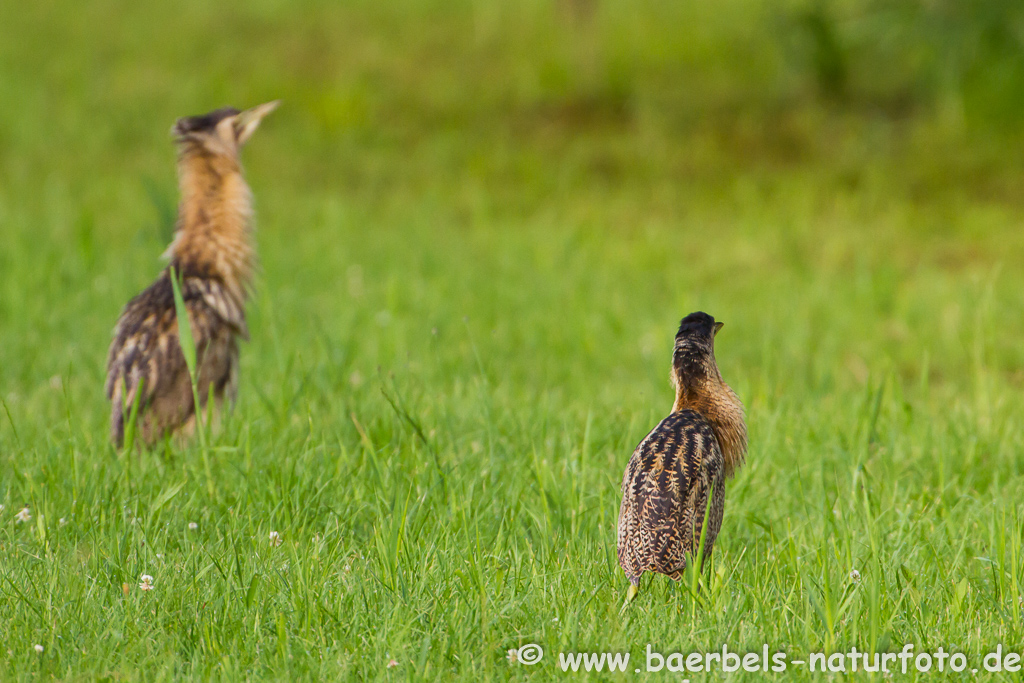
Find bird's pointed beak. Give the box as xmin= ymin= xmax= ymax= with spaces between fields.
xmin=714 ymin=321 xmax=724 ymax=335
xmin=234 ymin=100 xmax=280 ymax=145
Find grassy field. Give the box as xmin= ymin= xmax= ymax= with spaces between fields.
xmin=2 ymin=0 xmax=1024 ymax=680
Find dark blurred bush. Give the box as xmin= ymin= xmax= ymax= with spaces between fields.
xmin=787 ymin=0 xmax=1024 ymax=127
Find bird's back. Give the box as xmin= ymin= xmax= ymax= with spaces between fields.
xmin=617 ymin=409 xmax=725 ymax=584
xmin=105 ymin=267 xmax=243 ymax=447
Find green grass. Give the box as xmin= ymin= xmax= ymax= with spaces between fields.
xmin=2 ymin=0 xmax=1024 ymax=680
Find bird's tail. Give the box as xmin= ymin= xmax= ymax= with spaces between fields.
xmin=110 ymin=378 xmax=143 ymax=449
xmin=110 ymin=385 xmax=126 ymax=449
xmin=111 ymin=408 xmax=125 ymax=449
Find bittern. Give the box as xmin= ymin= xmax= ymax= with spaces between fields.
xmin=617 ymin=312 xmax=747 ymax=604
xmin=105 ymin=101 xmax=278 ymax=447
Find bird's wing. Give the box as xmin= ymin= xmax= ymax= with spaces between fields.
xmin=105 ymin=271 xmax=228 ymax=420
xmin=618 ymin=410 xmax=720 ymax=578
xmin=182 ymin=276 xmax=249 ymax=340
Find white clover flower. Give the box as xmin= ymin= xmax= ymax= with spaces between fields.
xmin=387 ymin=658 xmax=398 ymax=669
xmin=139 ymin=574 xmax=154 ymax=591
xmin=14 ymin=506 xmax=31 ymax=523
xmin=59 ymin=517 xmax=67 ymax=527
xmin=552 ymin=617 xmax=559 ymax=623
xmin=188 ymin=522 xmax=198 ymax=530
xmin=34 ymin=644 xmax=44 ymax=654
xmin=507 ymin=649 xmax=518 ymax=664
xmin=850 ymin=569 xmax=862 ymax=584
xmin=269 ymin=531 xmax=282 ymax=547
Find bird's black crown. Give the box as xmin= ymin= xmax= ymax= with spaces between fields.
xmin=676 ymin=311 xmax=717 ymax=340
xmin=672 ymin=311 xmax=718 ymax=377
xmin=173 ymin=107 xmax=241 ymax=136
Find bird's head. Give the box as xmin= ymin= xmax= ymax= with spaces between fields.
xmin=172 ymin=101 xmax=279 ymax=159
xmin=671 ymin=311 xmax=723 ymax=386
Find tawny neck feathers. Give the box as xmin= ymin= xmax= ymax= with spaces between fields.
xmin=165 ymin=147 xmax=255 ymax=305
xmin=670 ymin=313 xmax=748 ymax=478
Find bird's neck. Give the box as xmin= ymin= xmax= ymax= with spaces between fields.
xmin=673 ymin=375 xmax=748 ymax=478
xmin=166 ymin=148 xmax=255 ymax=304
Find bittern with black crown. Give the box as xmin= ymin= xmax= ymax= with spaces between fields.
xmin=617 ymin=312 xmax=748 ymax=604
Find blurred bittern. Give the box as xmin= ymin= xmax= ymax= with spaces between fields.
xmin=105 ymin=101 xmax=278 ymax=447
xmin=617 ymin=312 xmax=748 ymax=604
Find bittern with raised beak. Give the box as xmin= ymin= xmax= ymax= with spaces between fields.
xmin=105 ymin=101 xmax=278 ymax=447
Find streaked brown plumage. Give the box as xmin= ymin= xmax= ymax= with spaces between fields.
xmin=617 ymin=311 xmax=747 ymax=595
xmin=105 ymin=102 xmax=278 ymax=447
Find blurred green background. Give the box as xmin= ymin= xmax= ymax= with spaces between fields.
xmin=3 ymin=0 xmax=1024 ymax=377
xmin=1 ymin=0 xmax=1023 ymax=680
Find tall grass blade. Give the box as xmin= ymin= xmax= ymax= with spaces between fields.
xmin=169 ymin=265 xmax=213 ymax=496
